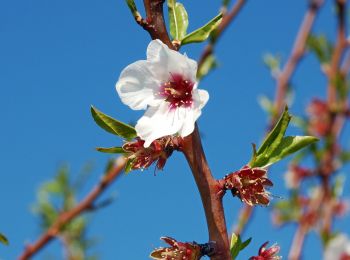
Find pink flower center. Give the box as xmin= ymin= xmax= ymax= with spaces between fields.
xmin=159 ymin=73 xmax=194 ymax=109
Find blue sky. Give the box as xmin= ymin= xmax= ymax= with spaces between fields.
xmin=1 ymin=0 xmax=349 ymax=259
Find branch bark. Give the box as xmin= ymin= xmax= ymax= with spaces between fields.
xmin=18 ymin=157 xmax=126 ymax=260
xmin=181 ymin=126 xmax=231 ymax=260
xmin=143 ymin=0 xmax=174 ymax=49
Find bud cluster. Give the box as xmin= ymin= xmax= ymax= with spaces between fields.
xmin=123 ymin=136 xmax=182 ymax=171
xmin=221 ymin=165 xmax=273 ymax=206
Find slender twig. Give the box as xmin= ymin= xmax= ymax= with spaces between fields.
xmin=198 ymin=0 xmax=247 ymax=71
xmin=289 ymin=1 xmax=347 ymax=259
xmin=18 ymin=157 xmax=126 ymax=260
xmin=234 ymin=0 xmax=324 ymax=238
xmin=273 ymin=0 xmax=324 ymax=123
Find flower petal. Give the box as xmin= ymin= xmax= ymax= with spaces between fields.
xmin=146 ymin=40 xmax=197 ymax=83
xmin=136 ymin=102 xmax=189 ymax=147
xmin=116 ymin=60 xmax=162 ymax=110
xmin=178 ymin=89 xmax=209 ymax=137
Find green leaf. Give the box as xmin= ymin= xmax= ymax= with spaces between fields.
xmin=197 ymin=54 xmax=217 ymax=80
xmin=125 ymin=159 xmax=135 ymax=173
xmin=230 ymin=233 xmax=240 ymax=259
xmin=250 ymin=107 xmax=318 ymax=168
xmin=257 ymin=107 xmax=291 ymax=155
xmin=168 ymin=0 xmax=188 ymax=40
xmin=91 ymin=106 xmax=137 ymax=140
xmin=258 ymin=95 xmax=275 ymax=115
xmin=263 ymin=53 xmax=281 ymax=71
xmin=0 ymin=233 xmax=8 ymax=245
xmin=230 ymin=234 xmax=251 ymax=259
xmin=181 ymin=13 xmax=222 ymax=45
xmin=307 ymin=34 xmax=333 ymax=64
xmin=96 ymin=146 xmax=126 ymax=154
xmin=265 ymin=136 xmax=319 ymax=167
xmin=240 ymin=237 xmax=252 ymax=250
xmin=125 ymin=0 xmax=137 ymax=15
xmin=250 ymin=107 xmax=291 ymax=167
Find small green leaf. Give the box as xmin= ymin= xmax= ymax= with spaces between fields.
xmin=96 ymin=146 xmax=126 ymax=154
xmin=0 ymin=233 xmax=8 ymax=245
xmin=91 ymin=106 xmax=137 ymax=140
xmin=258 ymin=95 xmax=275 ymax=115
xmin=197 ymin=54 xmax=217 ymax=80
xmin=240 ymin=237 xmax=252 ymax=250
xmin=181 ymin=13 xmax=222 ymax=45
xmin=265 ymin=136 xmax=319 ymax=167
xmin=257 ymin=107 xmax=291 ymax=156
xmin=125 ymin=159 xmax=135 ymax=173
xmin=230 ymin=233 xmax=238 ymax=251
xmin=307 ymin=34 xmax=333 ymax=64
xmin=125 ymin=0 xmax=137 ymax=14
xmin=168 ymin=0 xmax=188 ymax=40
xmin=230 ymin=233 xmax=240 ymax=259
xmin=250 ymin=107 xmax=291 ymax=167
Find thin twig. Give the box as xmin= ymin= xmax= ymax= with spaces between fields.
xmin=234 ymin=0 xmax=324 ymax=238
xmin=288 ymin=1 xmax=347 ymax=258
xmin=18 ymin=157 xmax=126 ymax=260
xmin=273 ymin=0 xmax=324 ymax=123
xmin=198 ymin=0 xmax=247 ymax=71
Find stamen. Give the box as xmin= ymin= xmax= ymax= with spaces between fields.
xmin=159 ymin=73 xmax=194 ymax=109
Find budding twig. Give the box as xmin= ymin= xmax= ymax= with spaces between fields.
xmin=18 ymin=157 xmax=126 ymax=260
xmin=273 ymin=0 xmax=324 ymax=124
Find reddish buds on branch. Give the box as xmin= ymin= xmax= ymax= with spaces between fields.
xmin=123 ymin=136 xmax=182 ymax=171
xmin=249 ymin=241 xmax=281 ymax=260
xmin=219 ymin=165 xmax=273 ymax=206
xmin=150 ymin=236 xmax=202 ymax=260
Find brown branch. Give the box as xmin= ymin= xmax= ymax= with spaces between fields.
xmin=143 ymin=0 xmax=174 ymax=49
xmin=234 ymin=0 xmax=324 ymax=237
xmin=18 ymin=157 xmax=126 ymax=260
xmin=327 ymin=0 xmax=347 ymax=106
xmin=181 ymin=125 xmax=231 ymax=260
xmin=273 ymin=0 xmax=324 ymax=123
xmin=198 ymin=0 xmax=247 ymax=71
xmin=289 ymin=1 xmax=347 ymax=259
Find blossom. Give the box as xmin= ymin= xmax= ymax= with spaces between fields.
xmin=116 ymin=39 xmax=209 ymax=147
xmin=324 ymin=234 xmax=350 ymax=260
xmin=223 ymin=165 xmax=273 ymax=206
xmin=150 ymin=236 xmax=201 ymax=260
xmin=122 ymin=136 xmax=181 ymax=170
xmin=284 ymin=164 xmax=313 ymax=189
xmin=249 ymin=241 xmax=281 ymax=260
xmin=307 ymin=99 xmax=330 ymax=137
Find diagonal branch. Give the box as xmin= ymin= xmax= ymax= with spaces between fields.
xmin=235 ymin=0 xmax=324 ymax=238
xmin=18 ymin=157 xmax=126 ymax=260
xmin=273 ymin=0 xmax=324 ymax=123
xmin=198 ymin=0 xmax=247 ymax=71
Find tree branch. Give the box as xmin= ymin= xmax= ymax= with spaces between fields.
xmin=18 ymin=157 xmax=126 ymax=260
xmin=198 ymin=0 xmax=247 ymax=71
xmin=273 ymin=0 xmax=324 ymax=123
xmin=181 ymin=126 xmax=231 ymax=260
xmin=143 ymin=0 xmax=174 ymax=49
xmin=289 ymin=1 xmax=347 ymax=258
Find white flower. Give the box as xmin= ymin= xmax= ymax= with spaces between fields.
xmin=116 ymin=39 xmax=209 ymax=147
xmin=324 ymin=234 xmax=350 ymax=260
